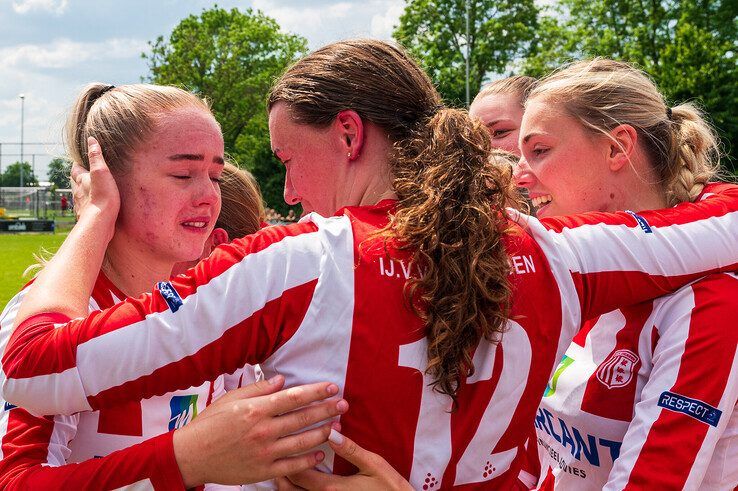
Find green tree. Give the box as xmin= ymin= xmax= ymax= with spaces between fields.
xmin=1 ymin=162 xmax=38 ymax=187
xmin=47 ymin=157 xmax=72 ymax=189
xmin=394 ymin=0 xmax=538 ymax=106
xmin=523 ymin=0 xmax=738 ymax=169
xmin=143 ymin=7 xmax=308 ymax=213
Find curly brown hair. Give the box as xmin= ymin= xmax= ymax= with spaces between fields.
xmin=268 ymin=39 xmax=516 ymax=403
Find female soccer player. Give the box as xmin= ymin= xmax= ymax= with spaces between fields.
xmin=469 ymin=75 xmax=537 ymax=155
xmin=0 ymin=84 xmax=344 ymax=489
xmin=513 ymin=59 xmax=737 ymax=490
xmin=5 ymin=41 xmax=738 ymax=489
xmin=171 ymin=162 xmax=266 ymax=277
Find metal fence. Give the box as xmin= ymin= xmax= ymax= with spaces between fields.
xmin=0 ymin=187 xmax=72 ymax=219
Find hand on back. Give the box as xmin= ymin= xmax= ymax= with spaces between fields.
xmin=277 ymin=430 xmax=412 ymax=491
xmin=173 ymin=375 xmax=349 ymax=487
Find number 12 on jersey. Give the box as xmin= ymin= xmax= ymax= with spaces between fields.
xmin=398 ymin=321 xmax=531 ymax=488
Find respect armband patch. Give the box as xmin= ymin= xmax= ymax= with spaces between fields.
xmin=625 ymin=210 xmax=653 ymax=233
xmin=657 ymin=391 xmax=722 ymax=427
xmin=157 ymin=281 xmax=183 ymax=313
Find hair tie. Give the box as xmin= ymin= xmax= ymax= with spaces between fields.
xmin=666 ymin=106 xmax=673 ymax=120
xmin=91 ymin=85 xmax=115 ymax=106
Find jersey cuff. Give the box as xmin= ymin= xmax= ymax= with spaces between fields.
xmin=15 ymin=312 xmax=73 ymax=331
xmin=154 ymin=431 xmax=187 ymax=489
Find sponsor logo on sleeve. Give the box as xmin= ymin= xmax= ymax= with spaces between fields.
xmin=544 ymin=355 xmax=575 ymax=397
xmin=657 ymin=391 xmax=722 ymax=427
xmin=624 ymin=210 xmax=653 ymax=233
xmin=157 ymin=281 xmax=183 ymax=313
xmin=168 ymin=395 xmax=199 ymax=430
xmin=596 ymin=349 xmax=639 ymax=389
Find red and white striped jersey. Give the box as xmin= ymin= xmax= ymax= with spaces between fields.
xmin=532 ymin=274 xmax=738 ymax=491
xmin=0 ymin=274 xmax=234 ymax=490
xmin=4 ymin=184 xmax=738 ymax=490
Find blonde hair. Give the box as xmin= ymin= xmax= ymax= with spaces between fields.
xmin=529 ymin=59 xmax=721 ymax=205
xmin=269 ymin=40 xmax=516 ymax=403
xmin=473 ymin=75 xmax=538 ymax=107
xmin=65 ymin=83 xmax=214 ymax=173
xmin=217 ymin=162 xmax=265 ymax=239
xmin=25 ymin=84 xmax=218 ymax=278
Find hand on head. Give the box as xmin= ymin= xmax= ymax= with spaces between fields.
xmin=71 ymin=137 xmax=120 ymax=238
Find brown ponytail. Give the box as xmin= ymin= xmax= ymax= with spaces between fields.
xmin=388 ymin=108 xmax=516 ymax=400
xmin=269 ymin=39 xmax=515 ymax=402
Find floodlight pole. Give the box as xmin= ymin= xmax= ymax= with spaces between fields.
xmin=19 ymin=94 xmax=25 ymax=188
xmin=465 ymin=0 xmax=471 ymax=107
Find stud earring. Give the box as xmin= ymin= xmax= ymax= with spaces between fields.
xmin=347 ymin=152 xmax=352 ymax=158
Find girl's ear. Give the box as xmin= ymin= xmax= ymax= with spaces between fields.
xmin=335 ymin=110 xmax=364 ymax=161
xmin=607 ymin=124 xmax=638 ymax=172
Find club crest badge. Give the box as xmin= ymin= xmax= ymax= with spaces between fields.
xmin=596 ymin=349 xmax=640 ymax=389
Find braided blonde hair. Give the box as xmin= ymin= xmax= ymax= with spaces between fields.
xmin=529 ymin=59 xmax=721 ymax=205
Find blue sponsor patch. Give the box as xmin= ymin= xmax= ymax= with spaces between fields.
xmin=3 ymin=402 xmax=16 ymax=411
xmin=169 ymin=395 xmax=199 ymax=430
xmin=658 ymin=391 xmax=722 ymax=427
xmin=157 ymin=281 xmax=183 ymax=313
xmin=625 ymin=210 xmax=653 ymax=233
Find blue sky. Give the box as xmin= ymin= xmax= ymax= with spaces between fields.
xmin=0 ymin=0 xmax=403 ymax=181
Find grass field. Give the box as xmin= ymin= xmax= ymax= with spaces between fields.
xmin=0 ymin=232 xmax=68 ymax=310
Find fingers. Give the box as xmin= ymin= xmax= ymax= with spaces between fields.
xmin=70 ymin=161 xmax=87 ymax=184
xmin=270 ymin=450 xmax=326 ymax=481
xmin=326 ymin=432 xmax=411 ymax=490
xmin=328 ymin=430 xmax=377 ymax=471
xmin=264 ymin=382 xmax=340 ymax=416
xmin=285 ymin=468 xmax=339 ymax=490
xmin=275 ymin=398 xmax=349 ymax=436
xmin=275 ymin=476 xmax=305 ymax=490
xmin=86 ymin=137 xmax=110 ymax=173
xmin=271 ymin=424 xmax=332 ymax=458
xmin=219 ymin=376 xmax=286 ymax=404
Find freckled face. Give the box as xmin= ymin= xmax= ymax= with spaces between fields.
xmin=268 ymin=102 xmax=344 ymax=217
xmin=469 ymin=92 xmax=525 ymax=156
xmin=114 ymin=108 xmax=224 ymax=264
xmin=517 ymin=99 xmax=613 ymax=218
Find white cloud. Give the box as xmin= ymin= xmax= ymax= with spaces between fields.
xmin=327 ymin=2 xmax=351 ymax=18
xmin=0 ymin=0 xmax=414 ymax=178
xmin=0 ymin=38 xmax=148 ymax=69
xmin=252 ymin=0 xmax=405 ymax=47
xmin=0 ymin=37 xmax=148 ymax=179
xmin=251 ymin=0 xmax=333 ymax=33
xmin=0 ymin=88 xmax=67 ymax=179
xmin=370 ymin=1 xmax=404 ymax=39
xmin=12 ymin=0 xmax=69 ymax=15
